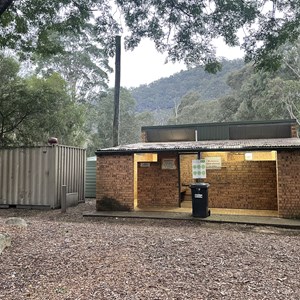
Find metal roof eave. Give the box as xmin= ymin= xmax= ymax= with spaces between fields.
xmin=95 ymin=145 xmax=300 ymax=156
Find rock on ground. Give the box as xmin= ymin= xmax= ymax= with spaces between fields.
xmin=0 ymin=233 xmax=11 ymax=255
xmin=5 ymin=217 xmax=27 ymax=228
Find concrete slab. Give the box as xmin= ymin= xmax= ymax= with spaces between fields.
xmin=83 ymin=210 xmax=300 ymax=229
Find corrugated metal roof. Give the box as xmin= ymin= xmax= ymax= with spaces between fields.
xmin=96 ymin=138 xmax=300 ymax=155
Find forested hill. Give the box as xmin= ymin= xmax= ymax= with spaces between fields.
xmin=131 ymin=59 xmax=244 ymax=112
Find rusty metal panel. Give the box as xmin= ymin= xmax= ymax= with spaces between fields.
xmin=0 ymin=145 xmax=86 ymax=208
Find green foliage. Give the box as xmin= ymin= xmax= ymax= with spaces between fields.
xmin=215 ymin=95 xmax=241 ymax=122
xmin=24 ymin=73 xmax=86 ymax=145
xmin=85 ymin=87 xmax=155 ymax=156
xmin=1 ymin=1 xmax=300 ymax=71
xmin=214 ymin=39 xmax=300 ymax=124
xmin=0 ymin=1 xmax=120 ymax=61
xmin=169 ymin=99 xmax=221 ymax=125
xmin=117 ymin=0 xmax=300 ymax=71
xmin=33 ymin=32 xmax=111 ymax=103
xmin=178 ymin=92 xmax=202 ymax=114
xmin=253 ymin=78 xmax=300 ymax=121
xmin=204 ymin=61 xmax=222 ymax=74
xmin=132 ymin=59 xmax=244 ymax=112
xmin=0 ymin=54 xmax=85 ymax=147
xmin=32 ymin=31 xmax=113 ymax=152
xmin=95 ymin=88 xmax=138 ymax=147
xmin=166 ymin=38 xmax=300 ymax=126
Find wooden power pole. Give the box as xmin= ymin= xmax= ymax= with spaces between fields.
xmin=113 ymin=35 xmax=121 ymax=147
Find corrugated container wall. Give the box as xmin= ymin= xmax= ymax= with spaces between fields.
xmin=0 ymin=145 xmax=86 ymax=208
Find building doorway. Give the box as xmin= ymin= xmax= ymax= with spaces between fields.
xmin=179 ymin=151 xmax=278 ymax=215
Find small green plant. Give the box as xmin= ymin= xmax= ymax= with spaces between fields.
xmin=96 ymin=196 xmax=131 ymax=211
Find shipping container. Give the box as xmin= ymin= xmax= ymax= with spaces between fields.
xmin=0 ymin=145 xmax=86 ymax=208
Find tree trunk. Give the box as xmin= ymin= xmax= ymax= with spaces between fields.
xmin=112 ymin=35 xmax=121 ymax=147
xmin=0 ymin=0 xmax=13 ymax=16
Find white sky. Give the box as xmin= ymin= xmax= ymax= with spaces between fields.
xmin=108 ymin=37 xmax=245 ymax=89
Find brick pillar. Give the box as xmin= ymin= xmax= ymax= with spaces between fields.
xmin=290 ymin=124 xmax=299 ymax=138
xmin=277 ymin=150 xmax=300 ymax=218
xmin=96 ymin=154 xmax=134 ymax=209
xmin=141 ymin=130 xmax=148 ymax=142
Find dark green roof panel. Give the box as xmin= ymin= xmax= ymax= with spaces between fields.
xmin=143 ymin=119 xmax=297 ymax=142
xmin=197 ymin=125 xmax=229 ymax=141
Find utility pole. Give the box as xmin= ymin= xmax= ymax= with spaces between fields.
xmin=113 ymin=35 xmax=121 ymax=147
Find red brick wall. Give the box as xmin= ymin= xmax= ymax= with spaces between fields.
xmin=277 ymin=151 xmax=300 ymax=218
xmin=291 ymin=125 xmax=298 ymax=138
xmin=207 ymin=160 xmax=277 ymax=210
xmin=179 ymin=154 xmax=197 ymax=199
xmin=96 ymin=155 xmax=134 ymax=209
xmin=137 ymin=153 xmax=179 ymax=207
xmin=140 ymin=131 xmax=147 ymax=142
xmin=180 ymin=153 xmax=277 ymax=210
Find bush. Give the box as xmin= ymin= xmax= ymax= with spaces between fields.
xmin=96 ymin=196 xmax=131 ymax=211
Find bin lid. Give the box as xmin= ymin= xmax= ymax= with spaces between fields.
xmin=190 ymin=183 xmax=210 ymax=188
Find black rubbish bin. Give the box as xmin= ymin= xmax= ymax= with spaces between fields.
xmin=190 ymin=183 xmax=210 ymax=218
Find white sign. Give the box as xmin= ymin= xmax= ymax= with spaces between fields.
xmin=195 ymin=194 xmax=203 ymax=199
xmin=161 ymin=159 xmax=176 ymax=170
xmin=192 ymin=159 xmax=206 ymax=179
xmin=140 ymin=163 xmax=150 ymax=167
xmin=205 ymin=157 xmax=222 ymax=169
xmin=245 ymin=152 xmax=253 ymax=161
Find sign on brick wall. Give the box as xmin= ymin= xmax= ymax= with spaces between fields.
xmin=205 ymin=157 xmax=222 ymax=169
xmin=161 ymin=158 xmax=176 ymax=170
xmin=192 ymin=159 xmax=206 ymax=179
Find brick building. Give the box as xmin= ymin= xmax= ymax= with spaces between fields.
xmin=96 ymin=120 xmax=300 ymax=219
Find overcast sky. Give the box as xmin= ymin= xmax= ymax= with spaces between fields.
xmin=108 ymin=37 xmax=245 ymax=89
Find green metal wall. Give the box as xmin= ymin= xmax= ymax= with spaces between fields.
xmin=85 ymin=158 xmax=96 ymax=198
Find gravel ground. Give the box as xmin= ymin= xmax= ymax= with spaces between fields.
xmin=1 ymin=199 xmax=300 ymax=300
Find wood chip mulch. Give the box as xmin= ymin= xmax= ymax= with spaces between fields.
xmin=0 ymin=200 xmax=300 ymax=300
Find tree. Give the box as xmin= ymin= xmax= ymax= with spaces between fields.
xmin=168 ymin=91 xmax=221 ymax=125
xmin=0 ymin=55 xmax=32 ymax=146
xmin=0 ymin=54 xmax=85 ymax=147
xmin=0 ymin=1 xmax=12 ymax=16
xmin=214 ymin=42 xmax=300 ymax=123
xmin=116 ymin=0 xmax=300 ymax=72
xmin=1 ymin=1 xmax=300 ymax=71
xmin=34 ymin=32 xmax=111 ymax=104
xmin=216 ymin=95 xmax=241 ymax=122
xmin=0 ymin=0 xmax=119 ymax=60
xmin=254 ymin=78 xmax=300 ymax=124
xmin=32 ymin=30 xmax=114 ymax=151
xmin=22 ymin=73 xmax=86 ymax=146
xmin=132 ymin=59 xmax=244 ymax=113
xmin=86 ymin=87 xmax=153 ymax=155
